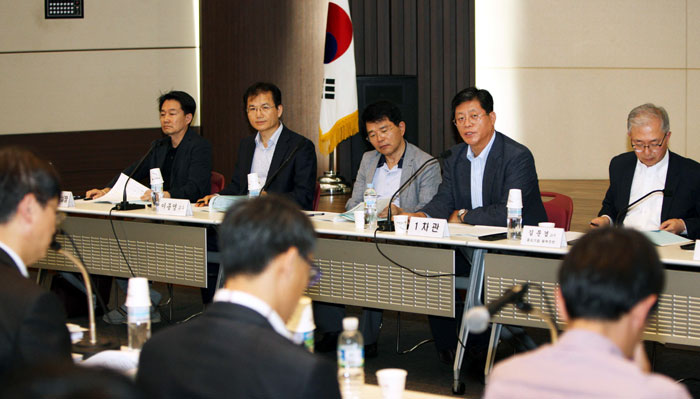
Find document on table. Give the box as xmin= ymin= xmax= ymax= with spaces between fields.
xmin=95 ymin=173 xmax=149 ymax=204
xmin=642 ymin=230 xmax=692 ymax=246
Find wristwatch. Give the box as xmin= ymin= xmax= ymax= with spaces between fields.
xmin=458 ymin=209 xmax=467 ymax=223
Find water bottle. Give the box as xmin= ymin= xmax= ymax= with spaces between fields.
xmin=127 ymin=305 xmax=151 ymax=350
xmin=507 ymin=206 xmax=522 ymax=240
xmin=363 ymin=184 xmax=378 ymax=231
xmin=507 ymin=188 xmax=523 ymax=240
xmin=337 ymin=317 xmax=364 ymax=399
xmin=151 ymin=182 xmax=163 ymax=208
xmin=126 ymin=277 xmax=151 ymax=350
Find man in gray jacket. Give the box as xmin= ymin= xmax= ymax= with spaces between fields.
xmin=315 ymin=101 xmax=441 ymax=356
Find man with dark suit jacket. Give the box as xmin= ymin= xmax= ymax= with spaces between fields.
xmin=591 ymin=103 xmax=700 ymax=238
xmin=86 ymin=90 xmax=212 ymax=203
xmin=137 ymin=196 xmax=341 ymax=399
xmin=0 ymin=147 xmax=72 ymax=379
xmin=196 ymin=82 xmax=317 ymax=210
xmin=403 ymin=86 xmax=547 ymax=363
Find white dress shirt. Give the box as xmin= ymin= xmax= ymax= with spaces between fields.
xmin=213 ymin=288 xmax=291 ymax=340
xmin=624 ymin=150 xmax=669 ymax=231
xmin=250 ymin=123 xmax=284 ymax=187
xmin=0 ymin=240 xmax=28 ymax=277
xmin=372 ymin=152 xmax=405 ymax=207
xmin=466 ymin=132 xmax=496 ymax=209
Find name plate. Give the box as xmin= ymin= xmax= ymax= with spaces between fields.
xmin=521 ymin=226 xmax=566 ymax=248
xmin=157 ymin=198 xmax=193 ymax=216
xmin=407 ymin=217 xmax=449 ymax=238
xmin=59 ymin=191 xmax=75 ymax=208
xmin=693 ymin=240 xmax=700 ymax=261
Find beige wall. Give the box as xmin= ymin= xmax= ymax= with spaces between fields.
xmin=476 ymin=0 xmax=698 ymax=179
xmin=0 ymin=1 xmax=199 ymax=135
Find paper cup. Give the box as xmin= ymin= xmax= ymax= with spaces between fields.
xmin=354 ymin=211 xmax=365 ymax=230
xmin=393 ymin=215 xmax=409 ymax=235
xmin=376 ymin=368 xmax=407 ymax=399
xmin=507 ymin=188 xmax=523 ymax=209
xmin=538 ymin=222 xmax=555 ymax=228
xmin=125 ymin=277 xmax=151 ymax=308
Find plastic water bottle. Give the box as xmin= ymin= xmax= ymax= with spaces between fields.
xmin=507 ymin=206 xmax=522 ymax=240
xmin=337 ymin=317 xmax=364 ymax=399
xmin=507 ymin=188 xmax=523 ymax=240
xmin=363 ymin=184 xmax=378 ymax=231
xmin=151 ymin=182 xmax=163 ymax=208
xmin=127 ymin=305 xmax=151 ymax=350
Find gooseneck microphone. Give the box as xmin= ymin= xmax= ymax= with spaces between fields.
xmin=615 ymin=189 xmax=673 ymax=226
xmin=377 ymin=149 xmax=452 ymax=231
xmin=261 ymin=140 xmax=304 ymax=192
xmin=465 ymin=283 xmax=529 ymax=333
xmin=115 ymin=138 xmax=166 ymax=211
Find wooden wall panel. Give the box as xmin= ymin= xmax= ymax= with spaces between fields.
xmin=0 ymin=129 xmax=164 ymax=194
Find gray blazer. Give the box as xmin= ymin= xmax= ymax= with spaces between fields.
xmin=346 ymin=141 xmax=441 ymax=212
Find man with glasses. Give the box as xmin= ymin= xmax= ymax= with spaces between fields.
xmin=315 ymin=100 xmax=441 ymax=357
xmin=402 ymin=86 xmax=547 ymax=363
xmin=196 ymin=82 xmax=317 ymax=210
xmin=590 ymin=103 xmax=700 ymax=238
xmin=137 ymin=196 xmax=340 ymax=399
xmin=0 ymin=147 xmax=71 ymax=379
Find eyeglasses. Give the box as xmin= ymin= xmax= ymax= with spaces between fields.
xmin=247 ymin=104 xmax=274 ymax=114
xmin=366 ymin=127 xmax=393 ymax=141
xmin=302 ymin=256 xmax=322 ymax=288
xmin=453 ymin=113 xmax=487 ymax=126
xmin=631 ymin=133 xmax=668 ymax=152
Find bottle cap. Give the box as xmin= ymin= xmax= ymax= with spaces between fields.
xmin=286 ymin=296 xmax=315 ymax=333
xmin=507 ymin=188 xmax=523 ymax=208
xmin=343 ymin=316 xmax=359 ymax=331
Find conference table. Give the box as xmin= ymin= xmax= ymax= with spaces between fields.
xmin=36 ymin=200 xmax=700 ymax=394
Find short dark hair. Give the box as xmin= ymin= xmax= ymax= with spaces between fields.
xmin=243 ymin=82 xmax=282 ymax=108
xmin=0 ymin=147 xmax=61 ymax=223
xmin=451 ymin=87 xmax=494 ymax=119
xmin=219 ymin=195 xmax=315 ymax=278
xmin=158 ymin=91 xmax=197 ymax=121
xmin=559 ymin=227 xmax=664 ymax=321
xmin=362 ymin=101 xmax=403 ymax=127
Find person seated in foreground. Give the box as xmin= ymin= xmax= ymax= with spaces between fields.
xmin=0 ymin=147 xmax=72 ymax=379
xmin=590 ymin=103 xmax=700 ymax=238
xmin=136 ymin=196 xmax=341 ymax=399
xmin=483 ymin=227 xmax=691 ymax=399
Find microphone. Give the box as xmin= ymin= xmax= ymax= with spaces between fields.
xmin=261 ymin=140 xmax=304 ymax=192
xmin=115 ymin=138 xmax=166 ymax=211
xmin=51 ymin=233 xmax=119 ymax=356
xmin=378 ymin=149 xmax=452 ymax=231
xmin=465 ymin=283 xmax=529 ymax=333
xmin=615 ymin=189 xmax=673 ymax=226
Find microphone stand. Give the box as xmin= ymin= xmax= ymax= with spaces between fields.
xmin=262 ymin=141 xmax=304 ymax=193
xmin=615 ymin=189 xmax=670 ymax=226
xmin=378 ymin=149 xmax=451 ymax=231
xmin=51 ymin=241 xmax=119 ymax=356
xmin=514 ymin=301 xmax=558 ymax=343
xmin=115 ymin=140 xmax=163 ymax=211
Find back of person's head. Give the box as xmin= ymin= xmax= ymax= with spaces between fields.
xmin=451 ymin=86 xmax=494 ymax=117
xmin=243 ymin=82 xmax=283 ymax=107
xmin=158 ymin=90 xmax=197 ymax=119
xmin=559 ymin=227 xmax=664 ymax=321
xmin=219 ymin=195 xmax=315 ymax=279
xmin=627 ymin=103 xmax=670 ymax=134
xmin=0 ymin=147 xmax=60 ymax=224
xmin=1 ymin=363 xmax=145 ymax=399
xmin=362 ymin=100 xmax=403 ymax=127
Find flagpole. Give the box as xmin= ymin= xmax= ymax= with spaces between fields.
xmin=319 ymin=149 xmax=349 ymax=194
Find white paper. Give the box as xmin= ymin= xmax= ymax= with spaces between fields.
xmin=95 ymin=173 xmax=149 ymax=203
xmin=59 ymin=191 xmax=75 ymax=208
xmin=157 ymin=198 xmax=193 ymax=216
xmin=407 ymin=217 xmax=450 ymax=238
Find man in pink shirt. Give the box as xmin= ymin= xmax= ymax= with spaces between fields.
xmin=484 ymin=228 xmax=691 ymax=398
